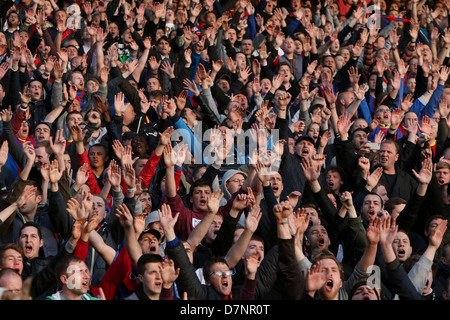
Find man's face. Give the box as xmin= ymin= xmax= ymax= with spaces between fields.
xmin=206 ymin=262 xmax=233 ymax=296
xmin=88 ymin=146 xmax=107 ymax=169
xmin=8 ymin=13 xmax=19 ymax=26
xmin=34 ymin=124 xmax=51 ymax=142
xmin=92 ymin=195 xmax=107 ymax=220
xmin=392 ymin=231 xmax=412 ymax=263
xmin=17 ymin=120 xmax=30 ymax=140
xmin=132 ymin=135 xmax=148 ymax=156
xmin=424 ymin=218 xmax=445 ymax=239
xmin=306 ymin=225 xmax=330 ymax=250
xmin=28 ymin=81 xmax=43 ymax=101
xmin=278 ymin=65 xmax=293 ymax=82
xmin=190 ymin=186 xmax=212 ymax=211
xmin=390 ymin=203 xmax=406 ymax=220
xmin=351 ymin=130 xmax=368 ymax=150
xmin=66 ymin=113 xmax=83 ymax=130
xmin=109 ymin=23 xmax=119 ymax=37
xmin=374 ymin=105 xmax=391 ymax=125
xmin=217 ymin=79 xmax=230 ymax=92
xmin=86 ymin=80 xmax=99 ymax=94
xmin=227 ymin=29 xmax=237 ymax=43
xmin=225 ymin=173 xmax=245 ymax=195
xmin=63 ymin=153 xmax=71 ymax=172
xmin=325 ymin=170 xmax=343 ymax=193
xmin=436 ymin=168 xmax=450 ymax=186
xmin=295 ymin=140 xmax=315 ymax=159
xmin=317 ymin=258 xmax=342 ymax=300
xmin=235 ymin=53 xmax=247 ymax=70
xmin=139 ymin=233 xmax=160 ymax=254
xmin=405 ymin=78 xmax=416 ymax=93
xmin=270 ymin=172 xmax=284 ymax=198
xmin=409 ymin=58 xmax=418 ymax=74
xmin=62 ymin=261 xmax=91 ymax=295
xmin=304 ymin=207 xmax=321 ymax=225
xmin=243 ymin=239 xmax=264 ymax=266
xmin=379 ymin=142 xmax=398 ymax=171
xmin=139 ymin=262 xmax=163 ymax=296
xmin=182 ymin=108 xmax=197 ymax=128
xmin=351 ymin=285 xmax=379 ymax=300
xmin=240 ymin=40 xmax=253 ymax=55
xmin=69 ymin=72 xmax=85 ymax=91
xmin=361 ymin=194 xmax=383 ymax=223
xmin=18 ymin=226 xmax=43 ymax=261
xmin=134 ymin=158 xmax=147 ymax=178
xmin=1 ymin=249 xmax=24 ymax=275
xmin=205 ymin=215 xmax=223 ymax=243
xmin=34 ymin=146 xmax=50 ymax=170
xmin=157 ymin=39 xmax=171 ymax=56
xmin=139 ymin=192 xmax=152 ymax=214
xmin=146 ymin=78 xmax=161 ymax=93
xmin=282 ymin=38 xmax=295 ymax=54
xmin=375 ymin=184 xmax=389 ymax=203
xmin=402 ymin=112 xmax=418 ymax=133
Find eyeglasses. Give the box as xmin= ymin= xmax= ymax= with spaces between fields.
xmin=209 ymin=270 xmax=235 ymax=277
xmin=228 ymin=179 xmax=245 ymax=184
xmin=375 ymin=108 xmax=391 ymax=113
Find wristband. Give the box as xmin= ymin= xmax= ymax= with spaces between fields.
xmin=126 ymin=186 xmax=137 ymax=193
xmin=277 ymin=220 xmax=288 ymax=225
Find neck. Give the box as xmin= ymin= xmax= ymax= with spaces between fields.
xmin=19 ymin=209 xmax=36 ymax=222
xmin=143 ymin=287 xmax=159 ymax=300
xmin=61 ymin=288 xmax=83 ymax=300
xmin=383 ymin=167 xmax=396 ymax=175
xmin=92 ymin=166 xmax=104 ymax=176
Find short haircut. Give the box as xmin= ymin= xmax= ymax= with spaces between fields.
xmin=54 ymin=256 xmax=86 ymax=286
xmin=384 ymin=197 xmax=407 ymax=214
xmin=189 ymin=179 xmax=213 ymax=198
xmin=19 ymin=221 xmax=43 ymax=240
xmin=35 ymin=140 xmax=52 ymax=157
xmin=136 ymin=254 xmax=163 ymax=276
xmin=0 ymin=243 xmax=23 ymax=262
xmin=364 ymin=191 xmax=384 ymax=208
xmin=310 ymin=248 xmax=344 ymax=281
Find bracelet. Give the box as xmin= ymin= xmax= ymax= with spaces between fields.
xmin=277 ymin=220 xmax=288 ymax=225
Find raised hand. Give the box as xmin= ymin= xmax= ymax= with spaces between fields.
xmin=245 ymin=205 xmax=262 ymax=233
xmin=15 ymin=185 xmax=37 ymax=208
xmin=207 ymin=189 xmax=223 ymax=214
xmin=412 ymin=158 xmax=433 ymax=185
xmin=106 ymin=160 xmax=122 ymax=189
xmin=49 ymin=129 xmax=66 ymax=157
xmin=49 ymin=159 xmax=64 ymax=184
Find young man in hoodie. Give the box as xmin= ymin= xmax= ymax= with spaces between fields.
xmin=220 ymin=169 xmax=247 ymax=206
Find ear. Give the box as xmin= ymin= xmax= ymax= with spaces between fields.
xmin=36 ymin=195 xmax=42 ymax=204
xmin=137 ymin=274 xmax=144 ymax=283
xmin=60 ymin=274 xmax=68 ymax=286
xmin=394 ymin=153 xmax=399 ymax=162
xmin=39 ymin=239 xmax=44 ymax=248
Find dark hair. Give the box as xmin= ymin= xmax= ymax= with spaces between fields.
xmin=364 ymin=191 xmax=384 ymax=208
xmin=189 ymin=179 xmax=213 ymax=198
xmin=19 ymin=221 xmax=43 ymax=240
xmin=324 ymin=165 xmax=345 ymax=182
xmin=136 ymin=254 xmax=163 ymax=276
xmin=384 ymin=197 xmax=407 ymax=215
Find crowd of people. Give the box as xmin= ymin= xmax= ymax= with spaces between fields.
xmin=0 ymin=0 xmax=449 ymax=302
